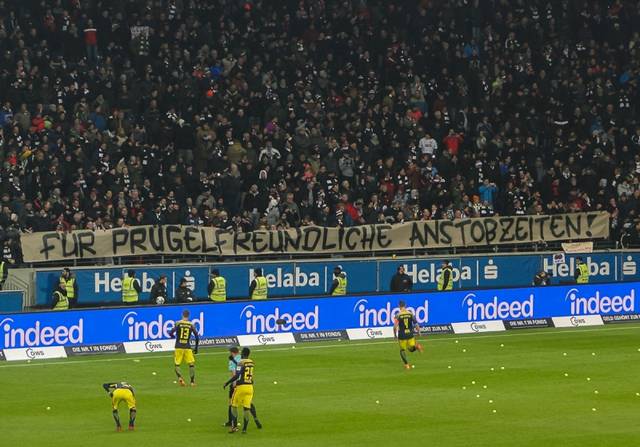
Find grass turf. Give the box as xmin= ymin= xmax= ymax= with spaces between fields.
xmin=1 ymin=324 xmax=640 ymax=447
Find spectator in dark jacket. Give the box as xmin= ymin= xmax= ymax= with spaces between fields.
xmin=175 ymin=278 xmax=195 ymax=303
xmin=390 ymin=265 xmax=413 ymax=292
xmin=150 ymin=275 xmax=168 ymax=304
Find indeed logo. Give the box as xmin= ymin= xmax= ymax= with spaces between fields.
xmin=1 ymin=318 xmax=84 ymax=348
xmin=354 ymin=299 xmax=429 ymax=326
xmin=95 ymin=271 xmax=156 ymax=293
xmin=402 ymin=264 xmax=470 ymax=284
xmin=463 ymin=293 xmax=534 ymax=321
xmin=121 ymin=312 xmax=204 ymax=340
xmin=249 ymin=267 xmax=320 ymax=288
xmin=543 ymin=256 xmax=611 ymax=278
xmin=240 ymin=305 xmax=319 ymax=333
xmin=565 ymin=288 xmax=635 ymax=315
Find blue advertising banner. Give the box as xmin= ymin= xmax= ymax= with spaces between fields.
xmin=3 ymin=281 xmax=638 ymax=350
xmin=33 ymin=252 xmax=640 ymax=306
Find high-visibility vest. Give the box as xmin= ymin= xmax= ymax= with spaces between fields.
xmin=577 ymin=263 xmax=589 ymax=284
xmin=332 ymin=276 xmax=347 ymax=296
xmin=437 ymin=266 xmax=454 ymax=291
xmin=210 ymin=276 xmax=227 ymax=302
xmin=122 ymin=277 xmax=139 ymax=303
xmin=53 ymin=290 xmax=69 ymax=310
xmin=251 ymin=276 xmax=268 ymax=300
xmin=65 ymin=278 xmax=75 ymax=299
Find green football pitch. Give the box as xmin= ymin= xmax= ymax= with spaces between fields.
xmin=2 ymin=324 xmax=640 ymax=447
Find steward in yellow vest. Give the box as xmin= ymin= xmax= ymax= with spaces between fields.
xmin=250 ymin=268 xmax=268 ymax=300
xmin=437 ymin=260 xmax=454 ymax=291
xmin=52 ymin=281 xmax=69 ymax=310
xmin=575 ymin=258 xmax=589 ymax=284
xmin=208 ymin=269 xmax=227 ymax=302
xmin=122 ymin=270 xmax=141 ymax=304
xmin=330 ymin=266 xmax=347 ymax=296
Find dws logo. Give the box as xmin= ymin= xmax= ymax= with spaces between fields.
xmin=257 ymin=334 xmax=276 ymax=345
xmin=121 ymin=312 xmax=204 ymax=341
xmin=353 ymin=299 xmax=429 ymax=327
xmin=565 ymin=288 xmax=635 ymax=315
xmin=470 ymin=322 xmax=488 ymax=332
xmin=144 ymin=341 xmax=164 ymax=352
xmin=25 ymin=347 xmax=47 ymax=359
xmin=365 ymin=328 xmax=385 ymax=338
xmin=239 ymin=305 xmax=318 ymax=333
xmin=462 ymin=293 xmax=534 ymax=321
xmin=1 ymin=318 xmax=84 ymax=348
xmin=569 ymin=316 xmax=588 ymax=327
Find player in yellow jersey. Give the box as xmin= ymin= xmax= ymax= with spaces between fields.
xmin=103 ymin=382 xmax=136 ymax=431
xmin=224 ymin=347 xmax=255 ymax=434
xmin=393 ymin=300 xmax=424 ymax=369
xmin=168 ymin=309 xmax=200 ymax=386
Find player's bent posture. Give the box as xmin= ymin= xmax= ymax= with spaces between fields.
xmin=393 ymin=300 xmax=424 ymax=369
xmin=169 ymin=309 xmax=199 ymax=386
xmin=225 ymin=346 xmax=262 ymax=429
xmin=224 ymin=347 xmax=255 ymax=434
xmin=103 ymin=382 xmax=136 ymax=431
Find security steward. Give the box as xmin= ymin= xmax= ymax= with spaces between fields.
xmin=249 ymin=268 xmax=268 ymax=300
xmin=208 ymin=269 xmax=227 ymax=302
xmin=60 ymin=268 xmax=78 ymax=308
xmin=437 ymin=260 xmax=453 ymax=291
xmin=51 ymin=280 xmax=69 ymax=310
xmin=122 ymin=270 xmax=142 ymax=305
xmin=329 ymin=266 xmax=347 ymax=296
xmin=575 ymin=257 xmax=589 ymax=284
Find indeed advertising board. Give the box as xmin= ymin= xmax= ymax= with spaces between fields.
xmin=2 ymin=282 xmax=638 ymax=357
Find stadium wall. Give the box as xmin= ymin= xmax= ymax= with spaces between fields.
xmin=33 ymin=251 xmax=640 ymax=306
xmin=0 ymin=281 xmax=638 ymax=361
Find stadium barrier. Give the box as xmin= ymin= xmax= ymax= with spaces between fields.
xmin=1 ymin=281 xmax=638 ymax=361
xmin=33 ymin=251 xmax=640 ymax=306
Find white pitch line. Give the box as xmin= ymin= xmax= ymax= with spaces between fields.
xmin=1 ymin=323 xmax=639 ymax=369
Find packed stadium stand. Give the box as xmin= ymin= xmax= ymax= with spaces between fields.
xmin=1 ymin=0 xmax=640 ymax=265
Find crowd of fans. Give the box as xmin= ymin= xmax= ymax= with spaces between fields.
xmin=1 ymin=0 xmax=640 ymax=265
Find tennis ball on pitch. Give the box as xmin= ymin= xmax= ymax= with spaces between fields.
xmin=273 ymin=381 xmax=278 ymax=384
xmin=476 ymin=394 xmax=480 ymax=398
xmin=375 ymin=400 xmax=380 ymax=404
xmin=447 ymin=365 xmax=452 ymax=369
xmin=492 ymin=409 xmax=497 ymax=413
xmin=500 ymin=344 xmax=504 ymax=347
xmin=490 ymin=367 xmax=495 ymax=371
xmin=46 ymin=406 xmax=51 ymax=410
xmin=411 ymin=365 xmax=415 ymax=369
xmin=483 ymin=385 xmax=487 ymax=389
xmin=152 ymin=372 xmax=157 ymax=376
xmin=471 ymin=381 xmax=476 ymax=385
xmin=455 ymin=340 xmax=459 ymax=344
xmin=187 ymin=418 xmax=192 ymax=422
xmin=594 ymin=390 xmax=599 ymax=394
xmin=500 ymin=366 xmax=505 ymax=370
xmin=564 ymin=373 xmax=569 ymax=377
xmin=462 ymin=349 xmax=467 ymax=353
xmin=563 ymin=352 xmax=567 ymax=356
xmin=489 ymin=400 xmax=493 ymax=404
xmin=587 ymin=377 xmax=591 ymax=381
xmin=592 ymin=408 xmax=597 ymax=412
